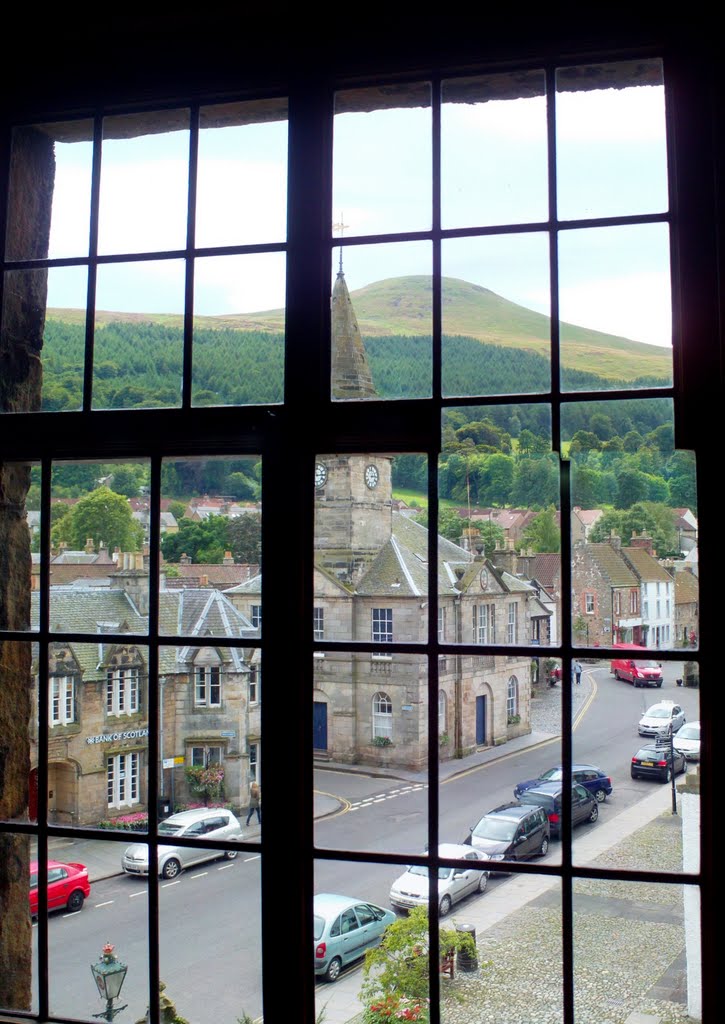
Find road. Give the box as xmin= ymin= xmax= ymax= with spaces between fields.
xmin=35 ymin=659 xmax=699 ymax=1023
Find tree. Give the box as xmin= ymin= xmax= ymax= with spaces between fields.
xmin=521 ymin=506 xmax=560 ymax=552
xmin=161 ymin=517 xmax=229 ymax=563
xmin=616 ymin=468 xmax=650 ymax=508
xmin=52 ymin=486 xmax=143 ymax=553
xmin=360 ymin=906 xmax=477 ymax=1007
xmin=109 ymin=464 xmax=144 ymax=498
xmin=227 ymin=514 xmax=262 ymax=564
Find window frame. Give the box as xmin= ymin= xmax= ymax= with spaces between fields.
xmin=194 ymin=664 xmax=222 ymax=707
xmin=0 ymin=32 xmax=718 ymax=1024
xmin=106 ymin=666 xmax=141 ymax=717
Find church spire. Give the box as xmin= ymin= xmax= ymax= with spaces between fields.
xmin=331 ymin=266 xmax=377 ymax=399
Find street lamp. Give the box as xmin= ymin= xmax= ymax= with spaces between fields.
xmin=91 ymin=943 xmax=128 ymax=1022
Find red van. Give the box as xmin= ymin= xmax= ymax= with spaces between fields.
xmin=610 ymin=644 xmax=663 ymax=687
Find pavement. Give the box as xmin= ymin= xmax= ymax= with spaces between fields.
xmin=33 ymin=670 xmax=685 ymax=1023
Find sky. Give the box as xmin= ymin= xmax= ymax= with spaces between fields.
xmin=45 ymin=78 xmax=671 ymax=349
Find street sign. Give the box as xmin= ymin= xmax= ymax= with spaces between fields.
xmin=162 ymin=758 xmax=175 ymax=769
xmin=220 ymin=730 xmax=236 ymax=738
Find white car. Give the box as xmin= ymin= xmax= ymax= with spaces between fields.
xmin=638 ymin=700 xmax=686 ymax=737
xmin=673 ymin=721 xmax=700 ymax=760
xmin=389 ymin=842 xmax=489 ymax=917
xmin=122 ymin=807 xmax=243 ymax=878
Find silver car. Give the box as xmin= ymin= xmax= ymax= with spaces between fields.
xmin=389 ymin=843 xmax=489 ymax=916
xmin=313 ymin=893 xmax=396 ymax=982
xmin=122 ymin=808 xmax=243 ymax=879
xmin=638 ymin=700 xmax=686 ymax=737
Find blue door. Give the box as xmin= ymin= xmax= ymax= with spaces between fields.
xmin=313 ymin=701 xmax=328 ymax=750
xmin=476 ymin=696 xmax=487 ymax=746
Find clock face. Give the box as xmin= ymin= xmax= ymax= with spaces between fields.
xmin=479 ymin=568 xmax=489 ymax=591
xmin=315 ymin=463 xmax=327 ymax=488
xmin=364 ymin=464 xmax=379 ymax=489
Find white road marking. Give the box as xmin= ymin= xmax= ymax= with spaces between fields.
xmin=129 ymin=890 xmax=148 ymax=898
xmin=191 ymin=872 xmax=208 ymax=879
xmin=218 ymin=863 xmax=235 ymax=870
xmin=161 ymin=880 xmax=181 ymax=888
xmin=95 ymin=900 xmax=114 ymax=908
xmin=62 ymin=911 xmax=82 ymax=918
xmin=243 ymin=855 xmax=261 ymax=863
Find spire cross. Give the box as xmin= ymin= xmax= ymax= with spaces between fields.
xmin=332 ymin=213 xmax=349 ymax=273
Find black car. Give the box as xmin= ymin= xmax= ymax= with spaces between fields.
xmin=631 ymin=744 xmax=687 ymax=782
xmin=516 ymin=782 xmax=599 ymax=839
xmin=466 ymin=803 xmax=550 ymax=868
xmin=513 ymin=764 xmax=613 ymax=803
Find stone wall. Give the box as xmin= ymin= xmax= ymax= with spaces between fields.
xmin=0 ymin=126 xmax=54 ymax=1010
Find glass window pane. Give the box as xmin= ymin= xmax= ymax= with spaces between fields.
xmin=93 ymin=260 xmax=185 ymax=410
xmin=331 ymin=242 xmax=431 ymax=401
xmin=49 ymin=461 xmax=150 ymax=635
xmin=5 ymin=121 xmax=93 ymax=262
xmin=556 ymin=60 xmax=668 ymax=220
xmin=334 ymin=84 xmax=431 ymax=237
xmin=160 ymin=457 xmax=261 ymax=637
xmin=314 ymin=654 xmax=428 ymax=854
xmin=442 ymin=233 xmax=550 ymax=397
xmin=559 ymin=223 xmax=673 ymax=392
xmin=197 ymin=99 xmax=288 ymax=248
xmin=192 ymin=252 xmax=285 ymax=406
xmin=442 ymin=70 xmax=548 ymax=228
xmin=98 ymin=111 xmax=190 ymax=256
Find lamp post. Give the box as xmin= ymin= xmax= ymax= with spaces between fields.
xmin=91 ymin=943 xmax=128 ymax=1022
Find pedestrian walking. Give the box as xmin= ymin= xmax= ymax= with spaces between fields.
xmin=573 ymin=660 xmax=583 ymax=685
xmin=246 ymin=781 xmax=261 ymax=826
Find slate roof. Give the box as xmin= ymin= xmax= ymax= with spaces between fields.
xmin=581 ymin=544 xmax=639 ymax=587
xmin=355 ymin=513 xmax=472 ymax=597
xmin=621 ymin=546 xmax=674 ymax=582
xmin=162 ymin=563 xmax=260 ymax=589
xmin=35 ymin=587 xmax=147 ymax=634
xmin=674 ymin=570 xmax=699 ymax=605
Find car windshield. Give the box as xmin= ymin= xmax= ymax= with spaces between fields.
xmin=677 ymin=724 xmax=700 ymax=739
xmin=158 ymin=821 xmax=183 ymax=835
xmin=540 ymin=768 xmax=562 ymax=781
xmin=641 ymin=661 xmax=660 ymax=668
xmin=407 ymin=865 xmax=453 ymax=880
xmin=646 ymin=708 xmax=670 ymax=718
xmin=473 ymin=817 xmax=517 ymax=841
xmin=636 ymin=749 xmax=661 ymax=759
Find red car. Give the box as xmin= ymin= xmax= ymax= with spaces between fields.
xmin=29 ymin=860 xmax=91 ymax=916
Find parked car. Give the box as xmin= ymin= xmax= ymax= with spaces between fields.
xmin=389 ymin=842 xmax=489 ymax=917
xmin=513 ymin=763 xmax=613 ymax=803
xmin=610 ymin=646 xmax=663 ymax=687
xmin=313 ymin=893 xmax=396 ymax=982
xmin=673 ymin=721 xmax=701 ymax=761
xmin=516 ymin=782 xmax=599 ymax=839
xmin=631 ymin=744 xmax=687 ymax=782
xmin=122 ymin=807 xmax=242 ymax=879
xmin=29 ymin=860 xmax=91 ymax=916
xmin=466 ymin=803 xmax=550 ymax=867
xmin=638 ymin=700 xmax=686 ymax=737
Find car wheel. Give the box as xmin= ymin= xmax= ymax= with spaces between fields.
xmin=161 ymin=858 xmax=181 ymax=879
xmin=477 ymin=871 xmax=488 ymax=894
xmin=631 ymin=770 xmax=637 ymax=779
xmin=225 ymin=850 xmax=238 ymax=860
xmin=588 ymin=804 xmax=599 ymax=823
xmin=439 ymin=895 xmax=452 ymax=917
xmin=662 ymin=768 xmax=672 ymax=783
xmin=657 ymin=681 xmax=663 ymax=688
xmin=66 ymin=890 xmax=85 ymax=912
xmin=538 ymin=836 xmax=549 ymax=856
xmin=594 ymin=788 xmax=607 ymax=803
xmin=325 ymin=957 xmax=342 ymax=983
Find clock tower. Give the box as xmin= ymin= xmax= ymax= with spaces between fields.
xmin=314 ymin=268 xmax=393 ymax=581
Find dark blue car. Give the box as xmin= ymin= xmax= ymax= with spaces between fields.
xmin=513 ymin=764 xmax=612 ymax=803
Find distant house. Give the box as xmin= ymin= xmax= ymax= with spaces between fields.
xmin=571 ymin=508 xmax=604 ymax=544
xmin=671 ymin=566 xmax=699 ymax=647
xmin=672 ymin=508 xmax=698 ymax=554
